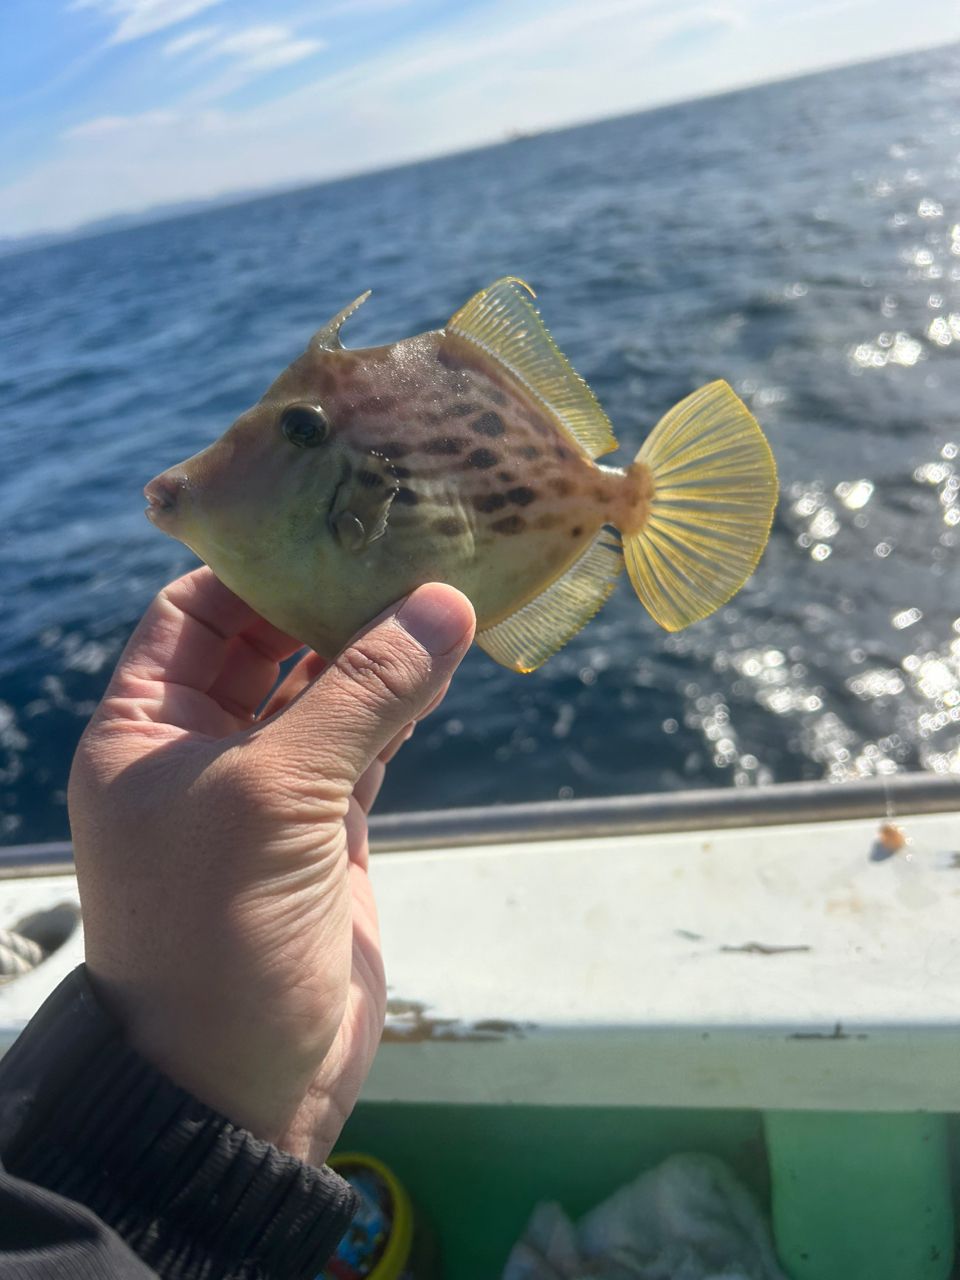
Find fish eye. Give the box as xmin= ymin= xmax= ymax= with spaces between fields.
xmin=280 ymin=403 xmax=329 ymax=448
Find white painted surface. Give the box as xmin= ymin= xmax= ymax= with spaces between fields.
xmin=366 ymin=811 xmax=960 ymax=1109
xmin=1 ymin=811 xmax=959 ymax=1110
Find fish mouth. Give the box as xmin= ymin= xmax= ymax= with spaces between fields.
xmin=144 ymin=473 xmax=185 ymax=529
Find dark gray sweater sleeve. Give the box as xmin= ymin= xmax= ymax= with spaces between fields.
xmin=0 ymin=966 xmax=358 ymax=1279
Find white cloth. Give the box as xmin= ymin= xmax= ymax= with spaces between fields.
xmin=501 ymin=1153 xmax=787 ymax=1280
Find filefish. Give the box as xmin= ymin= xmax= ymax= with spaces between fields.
xmin=145 ymin=278 xmax=777 ymax=672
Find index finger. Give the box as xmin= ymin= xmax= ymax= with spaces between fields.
xmin=109 ymin=567 xmax=301 ymax=700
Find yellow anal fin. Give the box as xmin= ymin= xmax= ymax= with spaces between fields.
xmin=447 ymin=278 xmax=618 ymax=460
xmin=476 ymin=531 xmax=623 ymax=672
xmin=624 ymin=380 xmax=777 ymax=631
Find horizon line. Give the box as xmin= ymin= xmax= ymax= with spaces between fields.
xmin=4 ymin=35 xmax=958 ymax=256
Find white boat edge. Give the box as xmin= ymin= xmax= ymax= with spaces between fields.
xmin=1 ymin=773 xmax=959 ymax=1113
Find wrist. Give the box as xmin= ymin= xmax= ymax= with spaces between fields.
xmin=85 ymin=963 xmax=323 ymax=1151
xmin=0 ymin=966 xmax=359 ymax=1278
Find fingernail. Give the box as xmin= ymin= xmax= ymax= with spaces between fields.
xmin=396 ymin=586 xmax=470 ymax=656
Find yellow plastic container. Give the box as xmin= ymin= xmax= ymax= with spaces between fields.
xmin=323 ymin=1152 xmax=422 ymax=1279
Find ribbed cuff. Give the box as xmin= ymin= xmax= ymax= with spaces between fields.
xmin=0 ymin=967 xmax=358 ymax=1280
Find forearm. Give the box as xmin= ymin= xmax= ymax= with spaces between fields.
xmin=0 ymin=968 xmax=357 ymax=1280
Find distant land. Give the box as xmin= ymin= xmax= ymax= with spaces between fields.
xmin=0 ymin=187 xmax=271 ymax=259
xmin=2 ymin=39 xmax=956 ymax=262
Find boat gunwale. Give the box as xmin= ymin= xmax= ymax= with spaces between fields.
xmin=1 ymin=773 xmax=958 ymax=875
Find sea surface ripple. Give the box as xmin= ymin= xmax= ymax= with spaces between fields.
xmin=2 ymin=45 xmax=960 ymax=843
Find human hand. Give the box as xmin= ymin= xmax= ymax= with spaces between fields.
xmin=68 ymin=568 xmax=475 ymax=1165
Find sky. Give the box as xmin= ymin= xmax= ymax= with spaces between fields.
xmin=2 ymin=0 xmax=960 ymax=240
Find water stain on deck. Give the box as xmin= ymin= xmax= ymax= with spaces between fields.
xmin=383 ymin=996 xmax=533 ymax=1042
xmin=720 ymin=941 xmax=812 ymax=955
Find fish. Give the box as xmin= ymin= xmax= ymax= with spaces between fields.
xmin=145 ymin=278 xmax=777 ymax=672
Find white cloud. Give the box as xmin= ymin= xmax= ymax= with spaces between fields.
xmin=172 ymin=23 xmax=325 ymax=99
xmin=216 ymin=25 xmax=292 ymax=57
xmin=8 ymin=0 xmax=960 ymax=238
xmin=213 ymin=25 xmax=325 ymax=72
xmin=238 ymin=38 xmax=324 ymax=72
xmin=323 ymin=0 xmax=417 ymax=12
xmin=162 ymin=25 xmax=220 ymax=56
xmin=70 ymin=0 xmax=225 ymax=45
xmin=770 ymin=0 xmax=873 ymax=25
xmin=64 ymin=109 xmax=177 ymax=139
xmin=699 ymin=5 xmax=748 ymax=28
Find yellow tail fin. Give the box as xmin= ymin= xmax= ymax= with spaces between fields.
xmin=623 ymin=381 xmax=777 ymax=631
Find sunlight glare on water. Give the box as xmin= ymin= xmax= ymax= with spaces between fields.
xmin=2 ymin=44 xmax=960 ymax=841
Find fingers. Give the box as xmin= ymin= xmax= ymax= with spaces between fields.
xmin=378 ymin=722 xmax=414 ymax=765
xmin=206 ymin=623 xmax=308 ymax=721
xmin=420 ymin=677 xmax=452 ymax=724
xmin=353 ymin=759 xmax=386 ymax=815
xmin=344 ymin=797 xmax=372 ymax=872
xmin=257 ymin=650 xmax=326 ymax=720
xmin=109 ymin=568 xmax=301 ymax=704
xmin=263 ymin=584 xmax=475 ymax=791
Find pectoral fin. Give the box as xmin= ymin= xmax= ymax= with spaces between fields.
xmin=329 ymin=453 xmax=398 ymax=553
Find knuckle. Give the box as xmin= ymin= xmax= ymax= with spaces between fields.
xmin=334 ymin=637 xmax=424 ymax=706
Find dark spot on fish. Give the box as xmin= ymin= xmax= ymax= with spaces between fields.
xmin=389 ymin=465 xmax=412 ymax=479
xmin=555 ymin=444 xmax=573 ymax=461
xmin=571 ymin=525 xmax=583 ymax=537
xmin=519 ymin=445 xmax=540 ymax=460
xmin=434 ymin=516 xmax=464 ymax=537
xmin=425 ymin=436 xmax=464 ymax=455
xmin=474 ymin=492 xmax=507 ymax=513
xmin=395 ymin=487 xmax=418 ymax=506
xmin=498 ymin=470 xmax=515 ymax=483
xmin=552 ymin=477 xmax=574 ymax=497
xmin=508 ymin=486 xmax=536 ymax=506
xmin=473 ymin=411 xmax=505 ymax=438
xmin=357 ymin=469 xmax=383 ymax=488
xmin=491 ymin=514 xmax=526 ymax=535
xmin=487 ymin=387 xmax=508 ymax=406
xmin=447 ymin=402 xmax=482 ymax=418
xmin=379 ymin=440 xmax=409 ymax=458
xmin=466 ymin=448 xmax=499 ymax=469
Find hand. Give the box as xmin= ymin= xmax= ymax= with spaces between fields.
xmin=68 ymin=568 xmax=475 ymax=1165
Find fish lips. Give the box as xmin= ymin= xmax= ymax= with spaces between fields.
xmin=144 ymin=471 xmax=187 ymax=531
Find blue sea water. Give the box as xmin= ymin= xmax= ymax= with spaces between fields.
xmin=2 ymin=45 xmax=960 ymax=845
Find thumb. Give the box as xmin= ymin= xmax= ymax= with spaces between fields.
xmin=262 ymin=583 xmax=475 ymax=789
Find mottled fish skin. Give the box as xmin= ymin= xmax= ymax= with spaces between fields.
xmin=145 ymin=279 xmax=774 ymax=667
xmin=151 ymin=325 xmax=645 ymax=657
xmin=305 ymin=331 xmax=637 ymax=616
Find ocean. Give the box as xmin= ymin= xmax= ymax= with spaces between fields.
xmin=2 ymin=44 xmax=960 ymax=845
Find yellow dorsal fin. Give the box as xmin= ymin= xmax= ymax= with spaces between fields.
xmin=476 ymin=530 xmax=623 ymax=672
xmin=447 ymin=278 xmax=618 ymax=460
